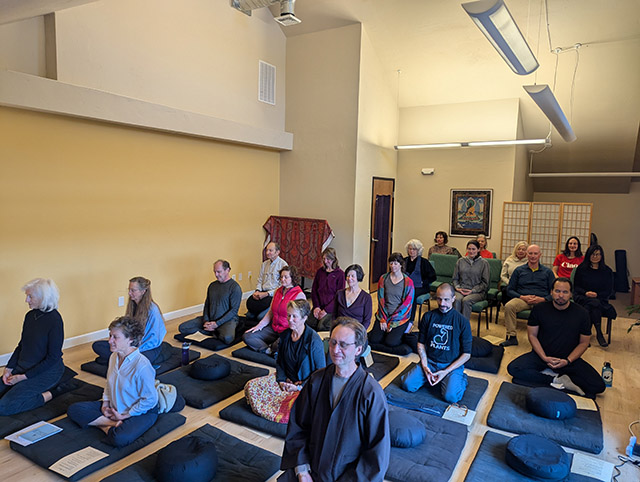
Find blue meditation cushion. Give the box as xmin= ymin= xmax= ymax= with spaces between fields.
xmin=155 ymin=435 xmax=218 ymax=482
xmin=388 ymin=411 xmax=427 ymax=448
xmin=526 ymin=387 xmax=577 ymax=420
xmin=505 ymin=434 xmax=570 ymax=480
xmin=189 ymin=357 xmax=231 ymax=381
xmin=471 ymin=336 xmax=493 ymax=357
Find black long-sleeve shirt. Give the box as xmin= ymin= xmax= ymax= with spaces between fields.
xmin=7 ymin=309 xmax=64 ymax=378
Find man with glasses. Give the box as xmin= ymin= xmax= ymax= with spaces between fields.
xmin=279 ymin=317 xmax=390 ymax=482
xmin=400 ymin=283 xmax=472 ymax=403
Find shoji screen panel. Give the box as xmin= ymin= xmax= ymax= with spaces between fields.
xmin=530 ymin=203 xmax=561 ymax=266
xmin=500 ymin=202 xmax=592 ymax=266
xmin=560 ymin=204 xmax=592 ymax=251
xmin=500 ymin=202 xmax=531 ymax=261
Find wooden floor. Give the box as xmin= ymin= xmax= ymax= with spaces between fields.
xmin=2 ymin=293 xmax=640 ymax=481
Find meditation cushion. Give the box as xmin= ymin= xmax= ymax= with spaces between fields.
xmin=526 ymin=387 xmax=577 ymax=420
xmin=471 ymin=336 xmax=493 ymax=357
xmin=505 ymin=434 xmax=570 ymax=480
xmin=189 ymin=357 xmax=231 ymax=381
xmin=154 ymin=435 xmax=218 ymax=482
xmin=388 ymin=410 xmax=427 ymax=448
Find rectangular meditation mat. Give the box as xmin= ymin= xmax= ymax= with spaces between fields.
xmin=0 ymin=379 xmax=104 ymax=438
xmin=486 ymin=381 xmax=603 ymax=454
xmin=386 ymin=405 xmax=468 ymax=482
xmin=465 ymin=430 xmax=601 ymax=482
xmin=465 ymin=344 xmax=504 ymax=375
xmin=10 ymin=413 xmax=186 ymax=481
xmin=81 ymin=342 xmax=201 ymax=378
xmin=384 ymin=362 xmax=489 ymax=417
xmin=157 ymin=354 xmax=269 ymax=409
xmin=219 ymin=397 xmax=288 ymax=438
xmin=102 ymin=423 xmax=281 ymax=482
xmin=231 ymin=346 xmax=277 ymax=367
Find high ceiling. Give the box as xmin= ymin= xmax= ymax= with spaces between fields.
xmin=2 ymin=0 xmax=639 ymax=193
xmin=277 ymin=0 xmax=640 ymax=193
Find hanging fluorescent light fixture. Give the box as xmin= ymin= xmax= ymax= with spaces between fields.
xmin=523 ymin=84 xmax=577 ymax=142
xmin=462 ymin=0 xmax=539 ymax=75
xmin=395 ymin=138 xmax=547 ymax=150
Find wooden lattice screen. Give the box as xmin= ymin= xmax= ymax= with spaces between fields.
xmin=500 ymin=202 xmax=592 ymax=266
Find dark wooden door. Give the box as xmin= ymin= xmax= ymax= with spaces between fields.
xmin=369 ymin=177 xmax=395 ymax=292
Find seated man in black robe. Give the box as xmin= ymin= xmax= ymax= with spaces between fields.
xmin=279 ymin=317 xmax=390 ymax=482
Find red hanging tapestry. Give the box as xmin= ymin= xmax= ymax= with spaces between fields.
xmin=262 ymin=216 xmax=334 ymax=279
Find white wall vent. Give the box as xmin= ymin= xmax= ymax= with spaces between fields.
xmin=259 ymin=60 xmax=276 ymax=105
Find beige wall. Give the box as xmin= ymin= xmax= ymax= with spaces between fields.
xmin=534 ymin=185 xmax=640 ymax=278
xmin=352 ymin=27 xmax=398 ymax=283
xmin=280 ymin=24 xmax=361 ymax=265
xmin=36 ymin=0 xmax=287 ymax=132
xmin=0 ymin=106 xmax=280 ymax=355
xmin=0 ymin=16 xmax=45 ymax=76
xmin=395 ymin=100 xmax=520 ymax=255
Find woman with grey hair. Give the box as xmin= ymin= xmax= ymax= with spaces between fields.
xmin=0 ymin=278 xmax=64 ymax=416
xmin=68 ymin=316 xmax=158 ymax=447
xmin=404 ymin=239 xmax=436 ymax=322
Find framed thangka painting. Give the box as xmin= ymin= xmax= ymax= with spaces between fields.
xmin=450 ymin=189 xmax=492 ymax=237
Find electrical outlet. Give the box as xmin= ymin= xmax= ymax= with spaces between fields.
xmin=232 ymin=274 xmax=236 ymax=280
xmin=238 ymin=272 xmax=243 ymax=280
xmin=118 ymin=296 xmax=125 ymax=307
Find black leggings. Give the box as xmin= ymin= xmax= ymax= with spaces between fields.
xmin=368 ymin=321 xmax=406 ymax=347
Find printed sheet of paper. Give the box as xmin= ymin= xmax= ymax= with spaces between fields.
xmin=481 ymin=335 xmax=503 ymax=345
xmin=185 ymin=331 xmax=210 ymax=342
xmin=49 ymin=446 xmax=109 ymax=478
xmin=570 ymin=452 xmax=614 ymax=481
xmin=442 ymin=405 xmax=476 ymax=426
xmin=567 ymin=394 xmax=598 ymax=411
xmin=5 ymin=421 xmax=62 ymax=447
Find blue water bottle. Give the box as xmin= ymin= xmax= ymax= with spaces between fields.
xmin=602 ymin=361 xmax=613 ymax=387
xmin=181 ymin=342 xmax=191 ymax=366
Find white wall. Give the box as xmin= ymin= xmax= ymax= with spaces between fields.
xmin=352 ymin=26 xmax=398 ymax=282
xmin=51 ymin=0 xmax=286 ymax=131
xmin=0 ymin=16 xmax=45 ymax=75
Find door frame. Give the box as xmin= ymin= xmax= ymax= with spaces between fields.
xmin=368 ymin=177 xmax=395 ymax=292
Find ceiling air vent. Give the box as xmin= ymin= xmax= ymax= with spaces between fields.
xmin=259 ymin=60 xmax=276 ymax=105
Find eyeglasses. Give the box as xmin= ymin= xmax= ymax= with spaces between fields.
xmin=328 ymin=339 xmax=357 ymax=350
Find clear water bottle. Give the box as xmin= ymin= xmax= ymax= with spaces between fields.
xmin=181 ymin=342 xmax=191 ymax=366
xmin=602 ymin=361 xmax=613 ymax=387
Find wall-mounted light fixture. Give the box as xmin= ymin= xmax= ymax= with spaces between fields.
xmin=395 ymin=138 xmax=548 ymax=150
xmin=461 ymin=0 xmax=539 ymax=75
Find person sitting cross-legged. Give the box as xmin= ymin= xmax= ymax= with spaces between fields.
xmin=178 ymin=259 xmax=242 ymax=345
xmin=507 ymin=278 xmax=606 ymax=399
xmin=400 ymin=283 xmax=472 ymax=404
xmin=68 ymin=316 xmax=159 ymax=447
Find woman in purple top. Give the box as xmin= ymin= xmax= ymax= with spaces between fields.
xmin=333 ymin=264 xmax=373 ymax=329
xmin=308 ymin=248 xmax=345 ymax=332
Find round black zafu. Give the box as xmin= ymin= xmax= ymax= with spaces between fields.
xmin=154 ymin=436 xmax=218 ymax=482
xmin=506 ymin=434 xmax=570 ymax=480
xmin=388 ymin=411 xmax=427 ymax=448
xmin=189 ymin=357 xmax=231 ymax=381
xmin=526 ymin=387 xmax=577 ymax=420
xmin=471 ymin=336 xmax=493 ymax=357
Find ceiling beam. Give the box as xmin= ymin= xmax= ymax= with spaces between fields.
xmin=0 ymin=0 xmax=99 ymax=25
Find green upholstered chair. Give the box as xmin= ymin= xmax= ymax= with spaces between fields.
xmin=472 ymin=299 xmax=490 ymax=336
xmin=485 ymin=258 xmax=503 ymax=323
xmin=428 ymin=254 xmax=458 ymax=292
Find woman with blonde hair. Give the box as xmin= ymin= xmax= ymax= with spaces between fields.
xmin=500 ymin=241 xmax=529 ymax=286
xmin=1 ymin=279 xmax=64 ymax=415
xmin=92 ymin=276 xmax=166 ymax=365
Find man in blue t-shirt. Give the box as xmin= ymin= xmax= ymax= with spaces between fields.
xmin=400 ymin=283 xmax=472 ymax=403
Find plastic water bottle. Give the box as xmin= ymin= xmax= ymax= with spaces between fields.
xmin=602 ymin=361 xmax=613 ymax=387
xmin=181 ymin=342 xmax=191 ymax=366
